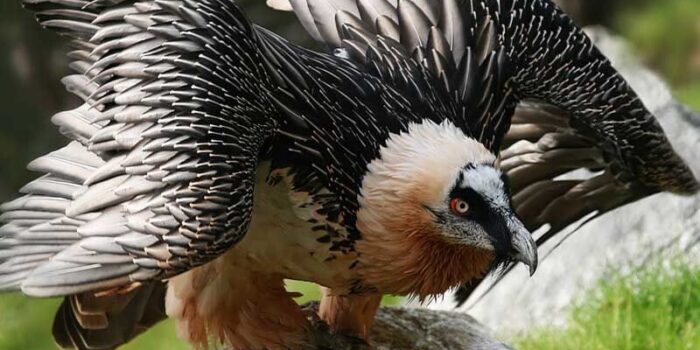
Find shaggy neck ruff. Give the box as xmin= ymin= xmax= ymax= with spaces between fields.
xmin=355 ymin=120 xmax=496 ymax=299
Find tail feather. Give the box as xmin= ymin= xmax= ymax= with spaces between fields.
xmin=53 ymin=282 xmax=167 ymax=350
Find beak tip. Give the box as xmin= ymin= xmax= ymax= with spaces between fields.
xmin=509 ymin=247 xmax=538 ymax=277
xmin=526 ymin=246 xmax=538 ymax=276
xmin=528 ymin=261 xmax=537 ymax=276
xmin=508 ymin=225 xmax=538 ymax=277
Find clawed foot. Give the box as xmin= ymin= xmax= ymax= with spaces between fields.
xmin=302 ymin=302 xmax=371 ymax=350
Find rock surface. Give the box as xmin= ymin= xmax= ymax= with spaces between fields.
xmin=302 ymin=303 xmax=513 ymax=350
xmin=369 ymin=307 xmax=513 ymax=350
xmin=431 ymin=27 xmax=700 ymax=334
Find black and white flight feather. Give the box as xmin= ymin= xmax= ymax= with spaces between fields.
xmin=0 ymin=0 xmax=696 ymax=348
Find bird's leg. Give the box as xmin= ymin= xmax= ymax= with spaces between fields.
xmin=318 ymin=287 xmax=382 ymax=342
xmin=165 ymin=258 xmax=310 ymax=350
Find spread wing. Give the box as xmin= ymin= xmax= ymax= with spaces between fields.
xmin=288 ymin=0 xmax=518 ymax=150
xmin=0 ymin=0 xmax=277 ymax=298
xmin=286 ymin=0 xmax=696 ymax=191
xmin=283 ymin=0 xmax=699 ymax=303
xmin=503 ymin=101 xmax=662 ymax=243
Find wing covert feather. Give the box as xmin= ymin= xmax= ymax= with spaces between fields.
xmin=0 ymin=0 xmax=278 ymax=298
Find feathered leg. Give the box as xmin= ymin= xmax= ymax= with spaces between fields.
xmin=166 ymin=257 xmax=309 ymax=350
xmin=318 ymin=288 xmax=382 ymax=342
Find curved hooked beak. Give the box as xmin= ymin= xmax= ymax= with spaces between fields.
xmin=507 ymin=218 xmax=538 ymax=276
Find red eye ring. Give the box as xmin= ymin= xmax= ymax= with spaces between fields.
xmin=450 ymin=198 xmax=470 ymax=216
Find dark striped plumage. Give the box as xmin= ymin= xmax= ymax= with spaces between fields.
xmin=0 ymin=0 xmax=696 ymax=348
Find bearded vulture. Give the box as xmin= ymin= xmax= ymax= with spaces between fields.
xmin=0 ymin=0 xmax=696 ymax=349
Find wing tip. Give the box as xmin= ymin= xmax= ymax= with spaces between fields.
xmin=669 ymin=177 xmax=700 ymax=196
xmin=654 ymin=155 xmax=700 ymax=196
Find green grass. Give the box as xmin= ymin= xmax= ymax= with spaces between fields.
xmin=120 ymin=320 xmax=189 ymax=350
xmin=0 ymin=292 xmax=189 ymax=350
xmin=0 ymin=294 xmax=61 ymax=349
xmin=514 ymin=259 xmax=700 ymax=350
xmin=0 ymin=280 xmax=402 ymax=349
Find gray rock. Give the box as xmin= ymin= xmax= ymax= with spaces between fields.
xmin=431 ymin=27 xmax=700 ymax=335
xmin=299 ymin=303 xmax=512 ymax=350
xmin=369 ymin=308 xmax=513 ymax=350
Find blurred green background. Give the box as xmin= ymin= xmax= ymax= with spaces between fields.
xmin=0 ymin=0 xmax=698 ymax=349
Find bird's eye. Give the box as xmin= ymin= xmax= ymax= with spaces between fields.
xmin=450 ymin=198 xmax=470 ymax=216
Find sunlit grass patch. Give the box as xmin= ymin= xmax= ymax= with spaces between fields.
xmin=514 ymin=258 xmax=700 ymax=350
